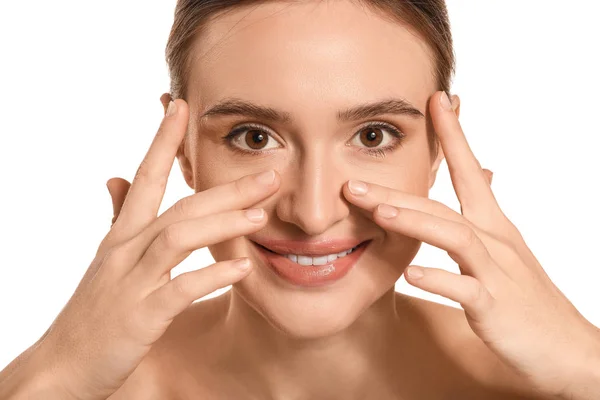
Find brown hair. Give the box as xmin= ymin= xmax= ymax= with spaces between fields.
xmin=165 ymin=0 xmax=455 ymax=160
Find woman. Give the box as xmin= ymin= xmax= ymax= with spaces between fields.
xmin=1 ymin=0 xmax=599 ymax=399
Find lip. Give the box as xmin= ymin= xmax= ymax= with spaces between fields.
xmin=250 ymin=237 xmax=365 ymax=256
xmin=249 ymin=239 xmax=372 ymax=287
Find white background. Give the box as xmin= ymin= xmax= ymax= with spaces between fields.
xmin=1 ymin=1 xmax=599 ymax=368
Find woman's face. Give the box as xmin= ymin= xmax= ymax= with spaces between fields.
xmin=178 ymin=0 xmax=445 ymax=337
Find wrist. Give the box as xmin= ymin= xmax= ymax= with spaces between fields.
xmin=558 ymin=327 xmax=600 ymax=400
xmin=0 ymin=347 xmax=76 ymax=400
xmin=29 ymin=335 xmax=84 ymax=400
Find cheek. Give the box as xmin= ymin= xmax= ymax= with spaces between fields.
xmin=401 ymin=135 xmax=436 ymax=196
xmin=191 ymin=125 xmax=433 ymax=196
xmin=190 ymin=140 xmax=244 ymax=192
xmin=208 ymin=236 xmax=249 ymax=263
xmin=364 ymin=143 xmax=434 ymax=198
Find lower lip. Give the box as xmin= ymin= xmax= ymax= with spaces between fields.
xmin=250 ymin=240 xmax=371 ymax=287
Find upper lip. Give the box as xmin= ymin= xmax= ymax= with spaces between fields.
xmin=250 ymin=237 xmax=368 ymax=256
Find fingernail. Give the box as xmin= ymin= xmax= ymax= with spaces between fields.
xmin=376 ymin=204 xmax=398 ymax=218
xmin=348 ymin=180 xmax=368 ymax=196
xmin=245 ymin=208 xmax=265 ymax=222
xmin=233 ymin=258 xmax=251 ymax=271
xmin=166 ymin=100 xmax=177 ymax=117
xmin=406 ymin=266 xmax=424 ymax=279
xmin=255 ymin=170 xmax=275 ymax=186
xmin=439 ymin=91 xmax=452 ymax=111
xmin=450 ymin=94 xmax=456 ymax=105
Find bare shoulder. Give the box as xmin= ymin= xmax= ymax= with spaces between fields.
xmin=108 ymin=293 xmax=230 ymax=399
xmin=109 ymin=291 xmax=556 ymax=399
xmin=394 ymin=292 xmax=556 ymax=399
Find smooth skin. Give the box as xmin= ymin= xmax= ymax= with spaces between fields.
xmin=343 ymin=91 xmax=600 ymax=399
xmin=0 ymin=99 xmax=282 ymax=400
xmin=3 ymin=93 xmax=598 ymax=400
xmin=106 ymin=96 xmax=596 ymax=400
xmin=4 ymin=1 xmax=600 ymax=398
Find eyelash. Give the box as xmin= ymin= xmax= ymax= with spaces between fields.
xmin=221 ymin=121 xmax=406 ymax=159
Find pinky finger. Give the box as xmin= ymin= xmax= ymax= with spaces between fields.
xmin=404 ymin=265 xmax=495 ymax=318
xmin=142 ymin=258 xmax=252 ymax=323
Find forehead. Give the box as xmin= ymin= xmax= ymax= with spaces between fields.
xmin=188 ymin=0 xmax=436 ymax=117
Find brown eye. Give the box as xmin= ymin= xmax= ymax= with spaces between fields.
xmin=245 ymin=130 xmax=268 ymax=149
xmin=358 ymin=127 xmax=384 ymax=148
xmin=224 ymin=124 xmax=282 ymax=154
xmin=349 ymin=122 xmax=405 ymax=157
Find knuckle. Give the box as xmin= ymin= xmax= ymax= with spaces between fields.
xmin=160 ymin=224 xmax=184 ymax=250
xmin=171 ymin=196 xmax=193 ymax=219
xmin=133 ymin=158 xmax=168 ymax=189
xmin=455 ymin=225 xmax=478 ymax=250
xmin=431 ymin=199 xmax=453 ymax=216
xmin=134 ymin=157 xmax=151 ymax=182
xmin=171 ymin=275 xmax=190 ymax=299
xmin=233 ymin=178 xmax=246 ymax=199
xmin=153 ymin=174 xmax=169 ymax=190
xmin=103 ymin=244 xmax=130 ymax=269
xmin=382 ymin=189 xmax=393 ymax=205
xmin=468 ymin=280 xmax=490 ymax=308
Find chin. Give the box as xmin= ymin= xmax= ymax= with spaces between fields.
xmin=210 ymin=236 xmax=422 ymax=339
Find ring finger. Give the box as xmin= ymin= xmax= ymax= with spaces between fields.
xmin=129 ymin=208 xmax=268 ymax=286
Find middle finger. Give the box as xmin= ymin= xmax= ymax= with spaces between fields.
xmin=343 ymin=179 xmax=520 ymax=274
xmin=116 ymin=170 xmax=280 ymax=268
xmin=343 ymin=179 xmax=466 ymax=224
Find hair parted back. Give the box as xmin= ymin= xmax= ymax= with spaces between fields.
xmin=165 ymin=0 xmax=455 ymax=160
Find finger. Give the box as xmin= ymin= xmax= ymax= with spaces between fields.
xmin=373 ymin=204 xmax=499 ymax=281
xmin=404 ymin=265 xmax=495 ymax=319
xmin=483 ymin=169 xmax=493 ymax=186
xmin=343 ymin=179 xmax=465 ymax=224
xmin=142 ymin=258 xmax=252 ymax=324
xmin=430 ymin=91 xmax=498 ymax=218
xmin=130 ymin=208 xmax=267 ymax=282
xmin=113 ymin=99 xmax=189 ymax=239
xmin=160 ymin=92 xmax=172 ymax=108
xmin=153 ymin=169 xmax=278 ymax=228
xmin=118 ymin=169 xmax=279 ymax=267
xmin=107 ymin=177 xmax=131 ymax=226
xmin=343 ymin=180 xmax=495 ymax=247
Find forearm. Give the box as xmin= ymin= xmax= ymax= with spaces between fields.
xmin=0 ymin=342 xmax=75 ymax=400
xmin=558 ymin=332 xmax=600 ymax=400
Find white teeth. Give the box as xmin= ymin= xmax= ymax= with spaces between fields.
xmin=337 ymin=250 xmax=348 ymax=257
xmin=313 ymin=256 xmax=328 ymax=266
xmin=284 ymin=245 xmax=359 ymax=266
xmin=297 ymin=255 xmax=312 ymax=266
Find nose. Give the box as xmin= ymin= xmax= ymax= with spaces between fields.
xmin=275 ymin=151 xmax=350 ymax=236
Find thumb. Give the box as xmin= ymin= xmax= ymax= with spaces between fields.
xmin=106 ymin=177 xmax=131 ymax=226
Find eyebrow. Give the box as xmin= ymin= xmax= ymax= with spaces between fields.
xmin=199 ymin=97 xmax=425 ymax=123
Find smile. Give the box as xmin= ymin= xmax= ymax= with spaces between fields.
xmin=249 ymin=239 xmax=372 ymax=287
xmin=256 ymin=241 xmax=367 ymax=266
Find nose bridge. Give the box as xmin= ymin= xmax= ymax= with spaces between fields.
xmin=277 ymin=148 xmax=349 ymax=236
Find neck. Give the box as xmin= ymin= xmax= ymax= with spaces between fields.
xmin=220 ymin=286 xmax=408 ymax=399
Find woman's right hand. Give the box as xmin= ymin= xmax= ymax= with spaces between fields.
xmin=30 ymin=99 xmax=280 ymax=400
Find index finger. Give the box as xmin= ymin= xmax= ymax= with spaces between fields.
xmin=430 ymin=91 xmax=499 ymax=218
xmin=113 ymin=99 xmax=189 ymax=239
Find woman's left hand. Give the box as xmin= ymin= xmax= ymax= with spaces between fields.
xmin=342 ymin=91 xmax=600 ymax=399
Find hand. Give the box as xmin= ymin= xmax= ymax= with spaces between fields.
xmin=32 ymin=98 xmax=280 ymax=400
xmin=342 ymin=91 xmax=600 ymax=398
